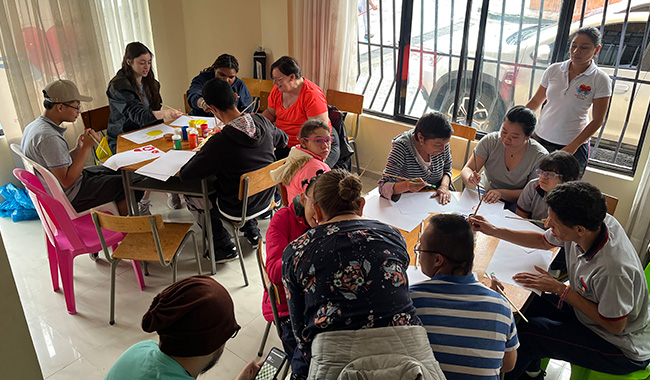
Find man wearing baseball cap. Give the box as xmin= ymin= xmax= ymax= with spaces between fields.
xmin=21 ymin=79 xmax=131 ymax=215
xmin=106 ymin=276 xmax=260 ymax=379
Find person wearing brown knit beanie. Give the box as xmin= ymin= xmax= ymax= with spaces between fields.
xmin=106 ymin=276 xmax=260 ymax=379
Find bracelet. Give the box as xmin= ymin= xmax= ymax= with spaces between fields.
xmin=557 ymin=285 xmax=570 ymax=309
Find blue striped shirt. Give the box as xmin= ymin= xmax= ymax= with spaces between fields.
xmin=410 ymin=274 xmax=519 ymax=380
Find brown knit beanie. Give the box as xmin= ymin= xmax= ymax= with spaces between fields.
xmin=141 ymin=275 xmax=240 ymax=357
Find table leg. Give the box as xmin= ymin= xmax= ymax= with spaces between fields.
xmin=202 ymin=179 xmax=216 ymax=274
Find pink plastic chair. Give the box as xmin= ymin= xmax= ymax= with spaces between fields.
xmin=13 ymin=169 xmax=145 ymax=315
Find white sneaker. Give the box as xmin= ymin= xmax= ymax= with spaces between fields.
xmin=138 ymin=199 xmax=152 ymax=215
xmin=167 ymin=193 xmax=182 ymax=209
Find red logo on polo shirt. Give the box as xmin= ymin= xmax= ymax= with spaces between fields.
xmin=578 ymin=277 xmax=592 ymax=296
xmin=575 ymin=84 xmax=591 ymax=100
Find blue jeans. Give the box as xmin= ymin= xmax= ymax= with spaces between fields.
xmin=505 ymin=293 xmax=650 ymax=379
xmin=280 ymin=317 xmax=310 ymax=377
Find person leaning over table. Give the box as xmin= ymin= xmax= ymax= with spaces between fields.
xmin=469 ymin=182 xmax=650 ymax=379
xmin=526 ymin=26 xmax=611 ymax=176
xmin=179 ymin=78 xmax=288 ymax=264
xmin=378 ymin=111 xmax=453 ymax=204
xmin=410 ymin=214 xmax=519 ymax=380
xmin=461 ymin=105 xmax=548 ymax=210
xmin=186 ymin=53 xmax=252 ymax=116
xmin=282 ymin=169 xmax=434 ymax=378
xmin=262 ymin=56 xmax=333 ymax=159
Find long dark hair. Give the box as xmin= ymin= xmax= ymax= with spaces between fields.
xmin=202 ymin=54 xmax=239 ymax=73
xmin=120 ymin=42 xmax=161 ymax=109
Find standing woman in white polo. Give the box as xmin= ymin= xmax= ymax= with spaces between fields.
xmin=526 ymin=26 xmax=612 ymax=175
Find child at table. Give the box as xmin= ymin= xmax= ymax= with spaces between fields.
xmin=270 ymin=120 xmax=331 ymax=201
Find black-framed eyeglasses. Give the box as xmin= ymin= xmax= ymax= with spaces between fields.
xmin=60 ymin=103 xmax=82 ymax=112
xmin=413 ymin=242 xmax=441 ymax=256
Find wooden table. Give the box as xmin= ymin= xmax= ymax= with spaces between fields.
xmin=397 ymin=216 xmax=541 ymax=312
xmin=117 ymin=133 xmax=220 ymax=275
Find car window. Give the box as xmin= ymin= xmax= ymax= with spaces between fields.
xmin=599 ymin=22 xmax=646 ymax=68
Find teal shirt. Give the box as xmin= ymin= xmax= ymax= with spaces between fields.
xmin=106 ymin=340 xmax=194 ymax=380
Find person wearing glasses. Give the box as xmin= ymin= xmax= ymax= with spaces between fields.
xmin=271 ymin=120 xmax=332 ymax=201
xmin=410 ymin=213 xmax=519 ymax=380
xmin=282 ymin=170 xmax=444 ymax=379
xmin=186 ymin=53 xmax=252 ymax=116
xmin=378 ymin=112 xmax=453 ymax=204
xmin=20 ymin=80 xmax=134 ymax=215
xmin=262 ymin=56 xmax=332 ymax=159
xmin=461 ymin=106 xmax=548 ymax=210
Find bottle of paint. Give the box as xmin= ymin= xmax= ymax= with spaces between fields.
xmin=173 ymin=135 xmax=182 ymax=150
xmin=188 ymin=128 xmax=198 ymax=149
xmin=181 ymin=126 xmax=189 ymax=141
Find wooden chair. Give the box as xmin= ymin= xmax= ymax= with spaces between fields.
xmin=326 ymin=90 xmax=364 ymax=174
xmin=91 ymin=211 xmax=202 ymax=325
xmin=259 ymin=91 xmax=270 ymax=112
xmin=254 ymin=244 xmax=290 ymax=379
xmin=183 ymin=93 xmax=192 ymax=115
xmin=450 ymin=122 xmax=477 ymax=189
xmin=241 ymin=77 xmax=274 ymax=98
xmin=604 ymin=193 xmax=618 ymax=215
xmin=81 ymin=106 xmax=112 ymax=162
xmin=219 ymin=158 xmax=286 ymax=286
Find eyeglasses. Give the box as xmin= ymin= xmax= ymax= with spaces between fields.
xmin=271 ymin=76 xmax=285 ymax=83
xmin=303 ymin=136 xmax=334 ymax=145
xmin=60 ymin=103 xmax=82 ymax=112
xmin=413 ymin=242 xmax=441 ymax=256
xmin=536 ymin=169 xmax=563 ymax=179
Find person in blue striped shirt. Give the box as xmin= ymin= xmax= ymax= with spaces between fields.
xmin=410 ymin=214 xmax=519 ymax=380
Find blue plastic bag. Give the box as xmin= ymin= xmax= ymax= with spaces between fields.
xmin=0 ymin=183 xmax=39 ymax=222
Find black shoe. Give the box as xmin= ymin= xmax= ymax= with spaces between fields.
xmin=259 ymin=210 xmax=272 ymax=219
xmin=244 ymin=230 xmax=261 ymax=248
xmin=204 ymin=241 xmax=238 ymax=263
xmin=520 ymin=370 xmax=546 ymax=380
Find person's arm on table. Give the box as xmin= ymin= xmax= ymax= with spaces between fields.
xmin=179 ymin=134 xmax=223 ymax=182
xmin=525 ymin=85 xmax=548 ymax=112
xmin=562 ymin=97 xmax=609 ymax=155
xmin=512 ymin=266 xmax=628 ymax=334
xmin=378 ymin=142 xmax=426 ymax=199
xmin=469 ymin=215 xmax=553 ymax=250
xmin=187 ymin=72 xmax=210 ymax=114
xmin=433 ymin=146 xmax=453 ymax=204
xmin=52 ymin=129 xmax=100 ymax=188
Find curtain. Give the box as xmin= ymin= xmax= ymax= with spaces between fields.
xmin=626 ymin=155 xmax=650 ymax=266
xmin=0 ymin=0 xmax=153 ymax=146
xmin=294 ymin=0 xmax=357 ymax=93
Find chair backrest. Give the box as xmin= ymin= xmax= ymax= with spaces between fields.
xmin=13 ymin=169 xmax=88 ymax=251
xmin=241 ymin=78 xmax=274 ymax=98
xmin=259 ymin=91 xmax=270 ymax=112
xmin=10 ymin=143 xmax=82 ymax=219
xmin=326 ymin=90 xmax=363 ymax=115
xmin=183 ymin=93 xmax=192 ymax=114
xmin=239 ymin=158 xmax=287 ymax=201
xmin=603 ymin=193 xmax=618 ymax=215
xmin=451 ymin=122 xmax=477 ymax=141
xmin=81 ymin=106 xmax=111 ymax=132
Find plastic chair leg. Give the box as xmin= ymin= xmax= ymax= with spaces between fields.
xmin=131 ymin=260 xmax=146 ymax=291
xmin=46 ymin=239 xmax=59 ymax=292
xmin=57 ymin=252 xmax=77 ymax=315
xmin=258 ymin=321 xmax=272 ymax=357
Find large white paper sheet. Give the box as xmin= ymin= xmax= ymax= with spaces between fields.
xmin=169 ymin=115 xmax=224 ymax=131
xmin=455 ymin=189 xmax=506 ymax=216
xmin=102 ymin=145 xmax=165 ymax=171
xmin=407 ymin=266 xmax=430 ymax=285
xmin=135 ymin=150 xmax=196 ymax=181
xmin=362 ymin=188 xmax=428 ymax=231
xmin=121 ymin=124 xmax=176 ymax=144
xmin=486 ymin=240 xmax=554 ymax=295
xmin=394 ymin=191 xmax=459 ymax=214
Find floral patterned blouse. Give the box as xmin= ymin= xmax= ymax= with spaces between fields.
xmin=282 ymin=219 xmax=420 ymax=359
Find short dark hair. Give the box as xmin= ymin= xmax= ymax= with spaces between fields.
xmin=202 ymin=78 xmax=237 ymax=112
xmin=422 ymin=214 xmax=474 ymax=275
xmin=300 ymin=120 xmax=329 ymax=138
xmin=203 ymin=54 xmax=239 ymax=73
xmin=312 ymin=169 xmax=363 ymax=217
xmin=547 ymin=182 xmax=606 ymax=231
xmin=414 ymin=112 xmax=453 ymax=140
xmin=270 ymin=56 xmax=302 ymax=79
xmin=505 ymin=105 xmax=536 ymax=136
xmin=571 ymin=26 xmax=602 ymax=47
xmin=539 ymin=151 xmax=581 ymax=182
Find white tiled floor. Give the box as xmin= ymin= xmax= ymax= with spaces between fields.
xmin=2 ymin=180 xmax=575 ymax=379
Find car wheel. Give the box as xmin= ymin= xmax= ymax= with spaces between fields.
xmin=441 ymin=90 xmax=505 ymax=132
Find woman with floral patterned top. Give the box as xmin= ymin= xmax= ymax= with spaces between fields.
xmin=282 ymin=169 xmax=420 ymax=369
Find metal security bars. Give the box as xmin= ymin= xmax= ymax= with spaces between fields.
xmin=354 ymin=0 xmax=650 ymax=175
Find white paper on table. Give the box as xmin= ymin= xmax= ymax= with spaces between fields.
xmin=407 ymin=266 xmax=431 ymax=285
xmin=120 ymin=124 xmax=176 ymax=144
xmin=395 ymin=191 xmax=459 ymax=214
xmin=486 ymin=240 xmax=554 ymax=296
xmin=482 ymin=210 xmax=545 ymax=253
xmin=169 ymin=115 xmax=224 ymax=131
xmin=102 ymin=145 xmax=165 ymax=171
xmin=362 ymin=188 xmax=428 ymax=232
xmin=135 ymin=150 xmax=196 ymax=181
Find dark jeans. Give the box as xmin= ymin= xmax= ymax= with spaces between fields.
xmin=532 ymin=134 xmax=589 ymax=178
xmin=506 ymin=293 xmax=650 ymax=379
xmin=279 ymin=317 xmax=310 ymax=376
xmin=71 ymin=165 xmax=143 ymax=212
